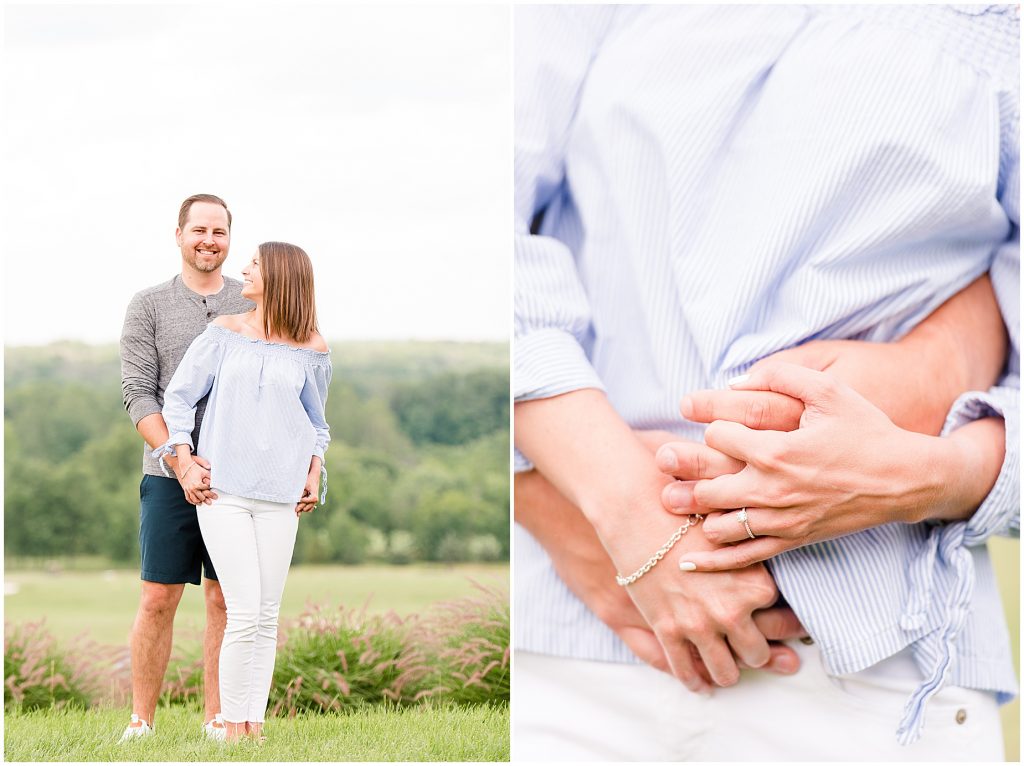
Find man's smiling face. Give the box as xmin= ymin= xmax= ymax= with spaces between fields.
xmin=176 ymin=201 xmax=230 ymax=273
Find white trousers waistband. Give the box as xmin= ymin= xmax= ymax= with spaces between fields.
xmin=512 ymin=643 xmax=1001 ymax=761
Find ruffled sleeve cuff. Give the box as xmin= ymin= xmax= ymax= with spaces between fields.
xmin=941 ymin=384 xmax=1020 ymax=544
xmin=150 ymin=434 xmax=194 ymax=478
xmin=514 ymin=448 xmax=534 ymax=474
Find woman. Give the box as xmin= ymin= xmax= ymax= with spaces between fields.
xmin=154 ymin=241 xmax=330 ymax=743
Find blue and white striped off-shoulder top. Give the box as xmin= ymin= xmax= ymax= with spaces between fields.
xmin=155 ymin=324 xmax=331 ymax=505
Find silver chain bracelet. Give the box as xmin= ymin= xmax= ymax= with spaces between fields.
xmin=615 ymin=514 xmax=703 ymax=587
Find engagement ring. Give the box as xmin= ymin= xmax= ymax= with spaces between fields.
xmin=737 ymin=508 xmax=756 ymax=539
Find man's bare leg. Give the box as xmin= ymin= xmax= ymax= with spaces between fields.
xmin=203 ymin=578 xmax=226 ymax=723
xmin=130 ymin=581 xmax=185 ymax=725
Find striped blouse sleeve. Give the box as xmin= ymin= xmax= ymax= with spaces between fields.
xmin=945 ymin=95 xmax=1020 ymax=544
xmin=299 ymin=358 xmax=331 ymax=503
xmin=299 ymin=359 xmax=331 ymax=460
xmin=513 ymin=7 xmax=617 ymax=403
xmin=895 ymin=76 xmax=1020 ymax=746
xmin=152 ymin=329 xmax=224 ymax=470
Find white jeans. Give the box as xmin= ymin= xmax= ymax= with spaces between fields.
xmin=513 ymin=642 xmax=1003 ymax=761
xmin=197 ymin=490 xmax=298 ymax=724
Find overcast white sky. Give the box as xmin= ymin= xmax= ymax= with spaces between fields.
xmin=2 ymin=3 xmax=511 ymax=345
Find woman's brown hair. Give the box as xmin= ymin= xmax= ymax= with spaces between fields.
xmin=257 ymin=241 xmax=319 ymax=344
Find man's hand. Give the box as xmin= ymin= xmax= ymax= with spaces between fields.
xmin=295 ymin=458 xmax=321 ymax=516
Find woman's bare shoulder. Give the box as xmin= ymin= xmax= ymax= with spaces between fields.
xmin=304 ymin=332 xmax=329 ymax=352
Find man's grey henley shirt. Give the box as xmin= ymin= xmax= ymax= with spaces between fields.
xmin=120 ymin=274 xmax=255 ymax=477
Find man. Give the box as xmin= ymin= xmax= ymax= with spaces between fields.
xmin=513 ymin=5 xmax=1018 ymax=760
xmin=119 ymin=193 xmax=254 ymax=741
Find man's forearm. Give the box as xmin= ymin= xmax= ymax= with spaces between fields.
xmin=516 ymin=470 xmax=617 ymax=586
xmin=136 ymin=413 xmax=178 ymax=473
xmin=923 ymin=416 xmax=1006 ymax=523
xmin=900 ymin=274 xmax=1007 ymax=404
xmin=136 ymin=412 xmax=171 ymax=452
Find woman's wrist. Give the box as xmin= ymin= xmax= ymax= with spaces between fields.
xmin=177 ymin=461 xmax=200 ymax=482
xmin=582 ymin=462 xmax=673 ymax=542
xmin=587 ymin=474 xmax=716 ymax=578
xmin=173 ymin=448 xmax=194 ymax=479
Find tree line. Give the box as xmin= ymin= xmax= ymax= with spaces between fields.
xmin=4 ymin=341 xmax=509 ymax=566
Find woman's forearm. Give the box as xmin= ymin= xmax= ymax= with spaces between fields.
xmin=514 ymin=390 xmax=672 ymax=543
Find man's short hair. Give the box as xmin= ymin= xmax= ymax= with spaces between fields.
xmin=178 ymin=194 xmax=232 ymax=230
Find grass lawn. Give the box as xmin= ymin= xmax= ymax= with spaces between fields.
xmin=3 ymin=702 xmax=510 ymax=762
xmin=990 ymin=537 xmax=1019 ymax=762
xmin=4 ymin=563 xmax=509 ymax=646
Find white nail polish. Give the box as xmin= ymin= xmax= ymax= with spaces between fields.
xmin=727 ymin=374 xmax=750 ymax=387
xmin=679 ymin=561 xmax=697 ymax=572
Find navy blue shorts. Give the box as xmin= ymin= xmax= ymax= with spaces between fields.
xmin=139 ymin=474 xmax=218 ymax=585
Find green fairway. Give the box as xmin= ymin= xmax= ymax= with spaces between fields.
xmin=3 ymin=563 xmax=509 ymax=646
xmin=3 ymin=702 xmax=510 ymax=762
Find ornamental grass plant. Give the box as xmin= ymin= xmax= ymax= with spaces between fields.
xmin=268 ymin=604 xmax=410 ymax=715
xmin=4 ymin=621 xmax=129 ymax=711
xmin=396 ymin=583 xmax=510 ymax=705
xmin=4 ymin=587 xmax=510 ymax=716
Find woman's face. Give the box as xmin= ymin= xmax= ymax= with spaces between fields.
xmin=241 ymin=252 xmax=264 ymax=299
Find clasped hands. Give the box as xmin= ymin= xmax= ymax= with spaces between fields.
xmin=655 ymin=340 xmax=1003 ymax=573
xmin=166 ymin=452 xmax=217 ymax=505
xmin=169 ymin=451 xmax=321 ymax=515
xmin=609 ymin=352 xmax=919 ymax=692
xmin=520 ymin=334 xmax=1003 ymax=696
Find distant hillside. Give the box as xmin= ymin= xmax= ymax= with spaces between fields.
xmin=5 ymin=339 xmax=508 ymax=393
xmin=5 ymin=339 xmax=510 ymax=566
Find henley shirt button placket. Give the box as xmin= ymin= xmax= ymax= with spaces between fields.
xmin=955 ymin=709 xmax=967 ymax=725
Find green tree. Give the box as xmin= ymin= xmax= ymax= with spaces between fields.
xmin=391 ymin=369 xmax=508 ymax=445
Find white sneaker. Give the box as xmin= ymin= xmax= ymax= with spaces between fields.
xmin=203 ymin=713 xmax=226 ymax=742
xmin=118 ymin=714 xmax=153 ymax=742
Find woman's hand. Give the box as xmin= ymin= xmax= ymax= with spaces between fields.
xmin=295 ymin=458 xmax=321 ymax=516
xmin=176 ymin=452 xmax=214 ymax=506
xmin=517 ymin=433 xmax=807 ymax=685
xmin=515 ymin=390 xmax=796 ymax=693
xmin=584 ymin=455 xmax=784 ymax=691
xmin=614 ymin=513 xmax=782 ymax=691
xmin=666 ymin=362 xmax=998 ymax=572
